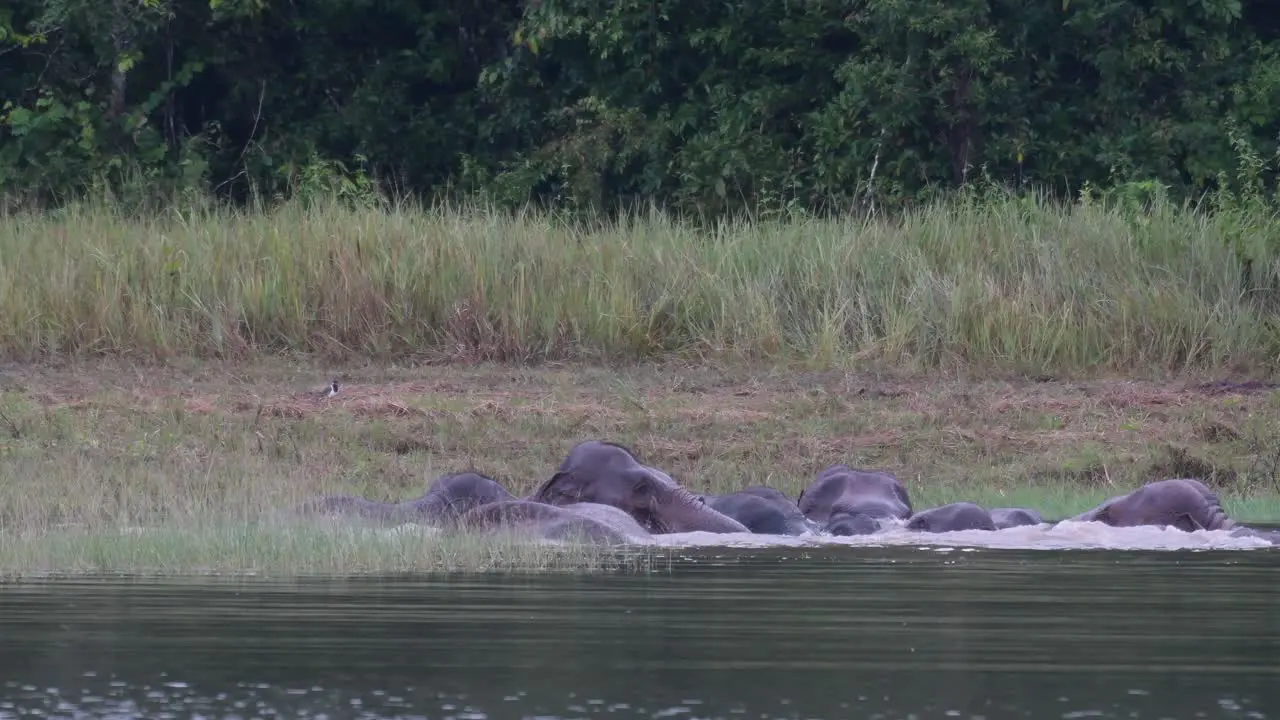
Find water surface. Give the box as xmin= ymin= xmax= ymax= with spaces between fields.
xmin=2 ymin=546 xmax=1278 ymax=720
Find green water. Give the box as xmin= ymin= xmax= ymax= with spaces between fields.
xmin=1 ymin=546 xmax=1278 ymax=719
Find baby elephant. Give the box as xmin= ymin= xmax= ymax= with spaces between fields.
xmin=701 ymin=488 xmax=819 ymax=536
xmin=905 ymin=502 xmax=997 ymax=533
xmin=989 ymin=507 xmax=1044 ymax=529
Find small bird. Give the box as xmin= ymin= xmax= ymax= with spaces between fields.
xmin=322 ymin=379 xmax=340 ymax=398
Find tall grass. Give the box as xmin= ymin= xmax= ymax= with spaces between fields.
xmin=0 ymin=522 xmax=655 ymax=578
xmin=1 ymin=191 xmax=1278 ymax=372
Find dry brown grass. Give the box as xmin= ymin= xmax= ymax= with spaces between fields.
xmin=2 ymin=357 xmax=1279 ymax=534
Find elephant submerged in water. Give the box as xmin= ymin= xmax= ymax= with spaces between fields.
xmin=911 ymin=478 xmax=1275 ymax=542
xmin=288 ymin=439 xmax=1280 ymax=547
xmin=887 ymin=478 xmax=1261 ymax=537
xmin=1067 ymin=477 xmax=1276 ymax=539
xmin=1070 ymin=477 xmax=1231 ymax=532
xmin=905 ymin=502 xmax=997 ymax=533
xmin=797 ymin=465 xmax=914 ymax=536
xmin=989 ymin=507 xmax=1044 ymax=529
xmin=457 ymin=500 xmax=653 ymax=545
xmin=698 ymin=487 xmax=820 ymax=536
xmin=533 ymin=441 xmax=750 ymax=534
xmin=411 ymin=471 xmax=519 ymax=521
xmin=906 ymin=504 xmax=1045 ymax=533
xmin=292 ymin=493 xmax=416 ymax=526
xmin=293 ymin=471 xmax=517 ymax=527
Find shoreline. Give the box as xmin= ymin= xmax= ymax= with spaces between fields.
xmin=3 ymin=357 xmax=1279 ymax=539
xmin=2 ymin=514 xmax=1276 ymax=580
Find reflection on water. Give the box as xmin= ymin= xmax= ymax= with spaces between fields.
xmin=1 ymin=546 xmax=1278 ymax=720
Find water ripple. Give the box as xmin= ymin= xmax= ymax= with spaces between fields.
xmin=2 ymin=548 xmax=1278 ymax=719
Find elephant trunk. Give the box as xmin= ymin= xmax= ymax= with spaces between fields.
xmin=1206 ymin=506 xmax=1236 ymax=531
xmin=656 ymin=486 xmax=750 ymax=534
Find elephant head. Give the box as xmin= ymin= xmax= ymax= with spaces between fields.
xmin=531 ymin=468 xmax=750 ymax=534
xmin=904 ymin=502 xmax=997 ymax=533
xmin=798 ymin=465 xmax=913 ymax=523
xmin=407 ymin=471 xmax=516 ymax=524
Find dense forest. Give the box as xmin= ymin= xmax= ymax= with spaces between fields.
xmin=3 ymin=0 xmax=1279 ymax=216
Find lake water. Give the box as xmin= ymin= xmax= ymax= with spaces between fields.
xmin=1 ymin=546 xmax=1278 ymax=720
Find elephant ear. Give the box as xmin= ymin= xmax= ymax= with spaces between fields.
xmin=888 ymin=476 xmax=913 ymax=511
xmin=532 ymin=470 xmax=587 ymax=506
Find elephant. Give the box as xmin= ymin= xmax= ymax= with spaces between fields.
xmin=700 ymin=489 xmax=819 ymax=536
xmin=989 ymin=507 xmax=1045 ymax=529
xmin=533 ymin=440 xmax=750 ymax=534
xmin=1070 ymin=478 xmax=1236 ymax=533
xmin=293 ymin=471 xmax=516 ymax=527
xmin=735 ymin=486 xmax=796 ymax=506
xmin=292 ymin=494 xmax=415 ymax=526
xmin=457 ymin=500 xmax=652 ymax=546
xmin=798 ymin=465 xmax=914 ymax=536
xmin=905 ymin=502 xmax=998 ymax=533
xmin=405 ymin=471 xmax=518 ymax=522
xmin=825 ymin=513 xmax=883 ymax=536
xmin=1066 ymin=477 xmax=1280 ymax=545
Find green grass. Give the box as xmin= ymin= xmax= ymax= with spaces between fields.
xmin=0 ymin=521 xmax=655 ymax=579
xmin=1 ymin=359 xmax=1278 ymax=578
xmin=1 ymin=192 xmax=1278 ymax=373
xmin=3 ymin=192 xmax=1280 ymax=576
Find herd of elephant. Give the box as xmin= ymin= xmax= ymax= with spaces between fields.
xmin=294 ymin=440 xmax=1280 ymax=547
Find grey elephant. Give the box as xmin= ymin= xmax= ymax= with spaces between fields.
xmin=798 ymin=465 xmax=914 ymax=536
xmin=292 ymin=494 xmax=416 ymax=525
xmin=905 ymin=502 xmax=998 ymax=532
xmin=700 ymin=487 xmax=820 ymax=536
xmin=1065 ymin=477 xmax=1280 ymax=544
xmin=533 ymin=440 xmax=750 ymax=534
xmin=457 ymin=500 xmax=652 ymax=545
xmin=735 ymin=486 xmax=797 ymax=505
xmin=989 ymin=507 xmax=1044 ymax=529
xmin=405 ymin=471 xmax=518 ymax=522
xmin=294 ymin=471 xmax=516 ymax=527
xmin=1070 ymin=477 xmax=1235 ymax=532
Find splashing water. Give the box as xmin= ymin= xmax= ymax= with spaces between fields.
xmin=352 ymin=519 xmax=1277 ymax=552
xmin=644 ymin=520 xmax=1276 ymax=552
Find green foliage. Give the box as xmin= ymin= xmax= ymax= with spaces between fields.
xmin=1 ymin=0 xmax=1280 ymax=221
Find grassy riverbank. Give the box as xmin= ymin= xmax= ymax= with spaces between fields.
xmin=1 ymin=357 xmax=1278 ymax=577
xmin=2 ymin=194 xmax=1280 ymax=575
xmin=1 ymin=193 xmax=1278 ymax=372
xmin=0 ymin=521 xmax=653 ymax=578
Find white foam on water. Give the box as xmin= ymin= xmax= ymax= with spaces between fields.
xmin=641 ymin=520 xmax=1275 ymax=552
xmin=99 ymin=518 xmax=1276 ymax=553
xmin=340 ymin=519 xmax=1278 ymax=552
